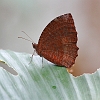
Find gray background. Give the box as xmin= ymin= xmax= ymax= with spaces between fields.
xmin=0 ymin=0 xmax=100 ymax=76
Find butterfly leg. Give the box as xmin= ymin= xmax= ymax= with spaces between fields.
xmin=42 ymin=57 xmax=44 ymax=68
xmin=29 ymin=49 xmax=36 ymax=64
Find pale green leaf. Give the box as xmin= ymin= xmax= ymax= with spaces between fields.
xmin=0 ymin=49 xmax=100 ymax=100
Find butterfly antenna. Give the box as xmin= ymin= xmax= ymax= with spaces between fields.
xmin=18 ymin=37 xmax=33 ymax=42
xmin=21 ymin=31 xmax=34 ymax=43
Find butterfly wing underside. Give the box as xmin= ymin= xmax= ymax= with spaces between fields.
xmin=37 ymin=13 xmax=79 ymax=68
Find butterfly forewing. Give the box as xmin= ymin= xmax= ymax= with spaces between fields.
xmin=37 ymin=13 xmax=78 ymax=68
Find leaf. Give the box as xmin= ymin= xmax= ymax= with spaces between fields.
xmin=0 ymin=49 xmax=100 ymax=100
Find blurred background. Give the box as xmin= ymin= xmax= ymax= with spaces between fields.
xmin=0 ymin=0 xmax=100 ymax=76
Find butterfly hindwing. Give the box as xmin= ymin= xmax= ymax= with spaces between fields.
xmin=37 ymin=13 xmax=78 ymax=68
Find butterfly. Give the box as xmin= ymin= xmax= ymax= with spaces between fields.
xmin=19 ymin=13 xmax=79 ymax=68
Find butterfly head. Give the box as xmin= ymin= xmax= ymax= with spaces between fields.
xmin=32 ymin=43 xmax=38 ymax=50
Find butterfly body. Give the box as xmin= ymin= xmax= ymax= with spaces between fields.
xmin=32 ymin=13 xmax=79 ymax=68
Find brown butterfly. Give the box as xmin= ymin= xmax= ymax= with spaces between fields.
xmin=19 ymin=13 xmax=79 ymax=68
